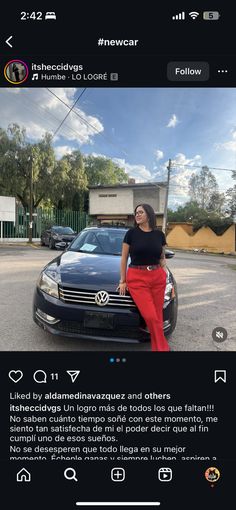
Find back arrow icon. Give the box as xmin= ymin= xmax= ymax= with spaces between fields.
xmin=6 ymin=36 xmax=13 ymax=48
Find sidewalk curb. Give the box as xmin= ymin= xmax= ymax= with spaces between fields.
xmin=168 ymin=248 xmax=236 ymax=258
xmin=0 ymin=242 xmax=41 ymax=249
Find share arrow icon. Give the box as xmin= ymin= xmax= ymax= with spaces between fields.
xmin=66 ymin=370 xmax=81 ymax=383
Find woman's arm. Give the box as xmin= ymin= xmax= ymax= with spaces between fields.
xmin=117 ymin=242 xmax=130 ymax=295
xmin=120 ymin=242 xmax=130 ymax=281
xmin=160 ymin=245 xmax=167 ymax=270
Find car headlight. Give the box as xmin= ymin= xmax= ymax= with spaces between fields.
xmin=164 ymin=282 xmax=173 ymax=302
xmin=164 ymin=269 xmax=174 ymax=302
xmin=37 ymin=272 xmax=59 ymax=298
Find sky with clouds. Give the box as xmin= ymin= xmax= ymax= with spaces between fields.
xmin=1 ymin=87 xmax=236 ymax=208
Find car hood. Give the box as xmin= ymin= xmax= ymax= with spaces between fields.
xmin=44 ymin=250 xmax=122 ymax=291
xmin=55 ymin=234 xmax=76 ymax=240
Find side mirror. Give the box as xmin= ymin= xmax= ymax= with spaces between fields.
xmin=165 ymin=249 xmax=175 ymax=259
xmin=55 ymin=241 xmax=67 ymax=250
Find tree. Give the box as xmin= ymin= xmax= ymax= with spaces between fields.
xmin=62 ymin=151 xmax=88 ymax=210
xmin=0 ymin=124 xmax=28 ymax=202
xmin=50 ymin=151 xmax=88 ymax=210
xmin=225 ymin=185 xmax=236 ymax=216
xmin=167 ymin=201 xmax=202 ymax=222
xmin=192 ymin=214 xmax=232 ymax=234
xmin=0 ymin=124 xmax=56 ymax=209
xmin=84 ymin=155 xmax=128 ymax=186
xmin=207 ymin=191 xmax=226 ymax=214
xmin=167 ymin=200 xmax=232 ymax=234
xmin=49 ymin=158 xmax=71 ymax=209
xmin=0 ymin=125 xmax=129 ymax=213
xmin=189 ymin=166 xmax=218 ymax=209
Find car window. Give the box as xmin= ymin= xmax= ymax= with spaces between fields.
xmin=52 ymin=227 xmax=74 ymax=234
xmin=68 ymin=230 xmax=126 ymax=254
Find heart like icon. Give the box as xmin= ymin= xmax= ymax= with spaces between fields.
xmin=8 ymin=370 xmax=23 ymax=383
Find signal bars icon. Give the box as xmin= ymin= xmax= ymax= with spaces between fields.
xmin=172 ymin=11 xmax=185 ymax=20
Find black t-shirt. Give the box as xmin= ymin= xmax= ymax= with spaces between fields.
xmin=123 ymin=226 xmax=166 ymax=265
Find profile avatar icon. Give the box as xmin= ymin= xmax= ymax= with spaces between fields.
xmin=205 ymin=467 xmax=220 ymax=483
xmin=4 ymin=60 xmax=29 ymax=84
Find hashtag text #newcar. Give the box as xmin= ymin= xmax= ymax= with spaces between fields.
xmin=98 ymin=39 xmax=139 ymax=46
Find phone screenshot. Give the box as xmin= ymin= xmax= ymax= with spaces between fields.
xmin=0 ymin=5 xmax=235 ymax=509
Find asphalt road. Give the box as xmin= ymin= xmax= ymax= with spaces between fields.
xmin=0 ymin=245 xmax=235 ymax=351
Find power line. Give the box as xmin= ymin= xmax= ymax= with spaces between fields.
xmin=26 ymin=93 xmax=91 ymax=141
xmin=47 ymin=88 xmax=103 ymax=137
xmin=169 ymin=183 xmax=229 ymax=192
xmin=3 ymin=89 xmax=89 ymax=143
xmin=51 ymin=88 xmax=87 ymax=139
xmin=170 ymin=162 xmax=236 ymax=173
xmin=7 ymin=87 xmax=102 ymax=146
xmin=46 ymin=88 xmax=129 ymax=157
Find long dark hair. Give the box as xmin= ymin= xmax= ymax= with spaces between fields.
xmin=134 ymin=203 xmax=156 ymax=230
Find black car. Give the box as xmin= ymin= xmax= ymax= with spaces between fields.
xmin=33 ymin=227 xmax=178 ymax=343
xmin=40 ymin=226 xmax=77 ymax=249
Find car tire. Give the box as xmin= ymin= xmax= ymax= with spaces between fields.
xmin=49 ymin=238 xmax=55 ymax=249
xmin=40 ymin=237 xmax=45 ymax=246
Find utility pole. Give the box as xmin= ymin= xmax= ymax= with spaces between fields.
xmin=162 ymin=158 xmax=171 ymax=234
xmin=28 ymin=156 xmax=33 ymax=243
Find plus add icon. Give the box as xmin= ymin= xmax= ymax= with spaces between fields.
xmin=111 ymin=467 xmax=125 ymax=482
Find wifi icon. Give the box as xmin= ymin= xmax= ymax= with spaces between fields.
xmin=189 ymin=11 xmax=200 ymax=19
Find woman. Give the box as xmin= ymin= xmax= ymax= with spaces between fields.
xmin=117 ymin=203 xmax=170 ymax=352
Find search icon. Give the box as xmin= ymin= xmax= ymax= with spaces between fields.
xmin=64 ymin=467 xmax=78 ymax=482
xmin=33 ymin=370 xmax=47 ymax=383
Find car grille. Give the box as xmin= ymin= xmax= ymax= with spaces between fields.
xmin=59 ymin=287 xmax=136 ymax=308
xmin=54 ymin=321 xmax=147 ymax=341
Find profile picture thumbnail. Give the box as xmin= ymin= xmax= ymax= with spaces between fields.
xmin=4 ymin=60 xmax=29 ymax=84
xmin=205 ymin=467 xmax=220 ymax=483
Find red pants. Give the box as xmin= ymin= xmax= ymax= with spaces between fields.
xmin=126 ymin=267 xmax=170 ymax=352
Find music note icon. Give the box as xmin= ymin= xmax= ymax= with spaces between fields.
xmin=32 ymin=73 xmax=39 ymax=80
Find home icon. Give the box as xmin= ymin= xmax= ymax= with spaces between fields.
xmin=16 ymin=468 xmax=31 ymax=482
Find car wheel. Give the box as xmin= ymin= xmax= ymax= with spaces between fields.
xmin=40 ymin=237 xmax=45 ymax=246
xmin=49 ymin=238 xmax=54 ymax=249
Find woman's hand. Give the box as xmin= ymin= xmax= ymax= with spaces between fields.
xmin=116 ymin=282 xmax=128 ymax=295
xmin=160 ymin=263 xmax=168 ymax=274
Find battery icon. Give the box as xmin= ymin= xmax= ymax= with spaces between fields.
xmin=203 ymin=11 xmax=220 ymax=20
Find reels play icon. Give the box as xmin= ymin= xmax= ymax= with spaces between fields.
xmin=158 ymin=467 xmax=172 ymax=482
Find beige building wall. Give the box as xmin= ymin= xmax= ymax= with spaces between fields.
xmin=166 ymin=224 xmax=235 ymax=253
xmin=90 ymin=186 xmax=166 ymax=215
xmin=133 ymin=188 xmax=162 ymax=212
xmin=89 ymin=188 xmax=134 ymax=215
xmin=168 ymin=222 xmax=193 ymax=235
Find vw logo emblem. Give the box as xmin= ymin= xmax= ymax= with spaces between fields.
xmin=95 ymin=290 xmax=110 ymax=306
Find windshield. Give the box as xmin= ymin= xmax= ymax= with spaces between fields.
xmin=53 ymin=227 xmax=74 ymax=234
xmin=68 ymin=229 xmax=127 ymax=255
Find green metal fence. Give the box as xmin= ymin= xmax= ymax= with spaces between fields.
xmin=1 ymin=206 xmax=89 ymax=239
